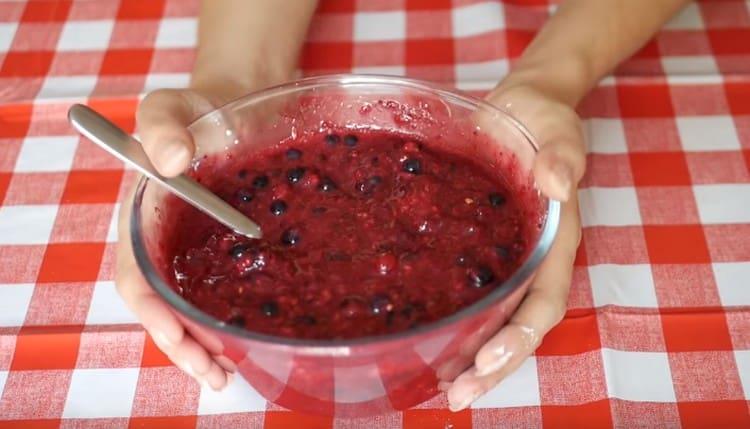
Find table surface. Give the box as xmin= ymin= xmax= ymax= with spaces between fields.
xmin=0 ymin=0 xmax=749 ymax=428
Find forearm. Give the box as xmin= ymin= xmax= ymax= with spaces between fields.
xmin=191 ymin=0 xmax=317 ymax=99
xmin=500 ymin=0 xmax=691 ymax=106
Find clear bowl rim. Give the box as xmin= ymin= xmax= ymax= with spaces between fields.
xmin=130 ymin=74 xmax=561 ymax=350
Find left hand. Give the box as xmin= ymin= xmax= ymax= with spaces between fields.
xmin=442 ymin=84 xmax=585 ymax=411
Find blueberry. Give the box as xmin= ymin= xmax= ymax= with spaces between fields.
xmin=296 ymin=315 xmax=317 ymax=326
xmin=227 ymin=315 xmax=245 ymax=327
xmin=468 ymin=266 xmax=495 ymax=288
xmin=238 ymin=169 xmax=248 ymax=179
xmin=488 ymin=192 xmax=506 ymax=207
xmin=286 ymin=167 xmax=306 ymax=184
xmin=286 ymin=148 xmax=302 ymax=160
xmin=281 ymin=228 xmax=300 ymax=246
xmin=229 ymin=243 xmax=251 ymax=260
xmin=371 ymin=294 xmax=394 ymax=315
xmin=318 ymin=177 xmax=337 ymax=192
xmin=344 ymin=134 xmax=358 ymax=147
xmin=494 ymin=245 xmax=510 ymax=261
xmin=261 ymin=301 xmax=279 ymax=317
xmin=252 ymin=175 xmax=269 ymax=189
xmin=402 ymin=158 xmax=422 ymax=174
xmin=325 ymin=134 xmax=341 ymax=146
xmin=357 ymin=176 xmax=382 ymax=195
xmin=270 ymin=200 xmax=287 ymax=216
xmin=236 ymin=189 xmax=254 ymax=203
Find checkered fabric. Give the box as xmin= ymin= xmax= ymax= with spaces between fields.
xmin=0 ymin=0 xmax=748 ymax=427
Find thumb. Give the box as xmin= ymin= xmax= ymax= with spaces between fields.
xmin=135 ymin=89 xmax=213 ymax=177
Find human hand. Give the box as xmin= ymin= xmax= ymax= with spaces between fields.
xmin=443 ymin=84 xmax=585 ymax=411
xmin=116 ymin=87 xmax=239 ymax=390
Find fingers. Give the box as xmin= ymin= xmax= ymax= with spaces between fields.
xmin=136 ymin=89 xmax=213 ymax=177
xmin=167 ymin=333 xmax=230 ymax=391
xmin=447 ymin=201 xmax=580 ymax=411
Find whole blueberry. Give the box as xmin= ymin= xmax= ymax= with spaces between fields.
xmin=281 ymin=228 xmax=300 ymax=246
xmin=237 ymin=169 xmax=248 ymax=179
xmin=325 ymin=134 xmax=341 ymax=146
xmin=488 ymin=192 xmax=506 ymax=207
xmin=468 ymin=266 xmax=495 ymax=288
xmin=260 ymin=301 xmax=279 ymax=317
xmin=318 ymin=177 xmax=337 ymax=192
xmin=402 ymin=158 xmax=422 ymax=175
xmin=236 ymin=189 xmax=254 ymax=203
xmin=344 ymin=134 xmax=358 ymax=147
xmin=494 ymin=245 xmax=510 ymax=261
xmin=252 ymin=175 xmax=269 ymax=189
xmin=287 ymin=167 xmax=306 ymax=184
xmin=229 ymin=243 xmax=251 ymax=260
xmin=270 ymin=200 xmax=287 ymax=216
xmin=286 ymin=148 xmax=302 ymax=160
xmin=370 ymin=294 xmax=394 ymax=315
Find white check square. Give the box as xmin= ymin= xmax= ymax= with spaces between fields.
xmin=353 ymin=12 xmax=405 ymax=41
xmin=144 ymin=73 xmax=191 ymax=92
xmin=0 ymin=371 xmax=7 ymax=396
xmin=155 ymin=18 xmax=197 ymax=48
xmin=0 ymin=205 xmax=58 ymax=245
xmin=662 ymin=56 xmax=718 ymax=76
xmin=663 ymin=3 xmax=704 ymax=30
xmin=452 ymin=2 xmax=505 ymax=37
xmin=57 ymin=20 xmax=114 ymax=51
xmin=14 ymin=136 xmax=78 ymax=172
xmin=86 ymin=281 xmax=139 ymax=325
xmin=713 ymin=263 xmax=750 ymax=306
xmin=0 ymin=23 xmax=18 ymax=52
xmin=694 ymin=184 xmax=750 ymax=224
xmin=589 ymin=264 xmax=658 ymax=308
xmin=37 ymin=76 xmax=98 ymax=100
xmin=455 ymin=60 xmax=509 ymax=91
xmin=198 ymin=375 xmax=267 ymax=414
xmin=0 ymin=284 xmax=34 ymax=326
xmin=735 ymin=350 xmax=750 ymax=399
xmin=106 ymin=204 xmax=119 ymax=243
xmin=579 ymin=187 xmax=642 ymax=227
xmin=472 ymin=357 xmax=540 ymax=408
xmin=602 ymin=349 xmax=676 ymax=402
xmin=586 ymin=119 xmax=628 ymax=154
xmin=63 ymin=368 xmax=140 ymax=418
xmin=677 ymin=116 xmax=740 ymax=152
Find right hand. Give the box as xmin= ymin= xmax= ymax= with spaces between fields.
xmin=117 ymin=88 xmax=232 ymax=390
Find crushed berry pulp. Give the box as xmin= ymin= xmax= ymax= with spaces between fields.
xmin=162 ymin=129 xmax=542 ymax=340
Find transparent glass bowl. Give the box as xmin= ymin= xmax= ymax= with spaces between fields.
xmin=131 ymin=75 xmax=560 ymax=417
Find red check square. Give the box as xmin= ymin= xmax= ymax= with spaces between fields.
xmin=11 ymin=326 xmax=82 ymax=370
xmin=0 ymin=104 xmax=32 ymax=138
xmin=86 ymin=98 xmax=138 ymax=133
xmin=540 ymin=399 xmax=613 ymax=429
xmin=0 ymin=51 xmax=55 ymax=77
xmin=37 ymin=242 xmax=106 ymax=283
xmin=644 ymin=225 xmax=710 ymax=264
xmin=405 ymin=38 xmax=454 ymax=65
xmin=127 ymin=417 xmax=197 ymax=429
xmin=263 ymin=411 xmax=333 ymax=429
xmin=20 ymin=0 xmax=71 ymax=22
xmin=317 ymin=0 xmax=356 ymax=13
xmin=403 ymin=409 xmax=471 ymax=429
xmin=61 ymin=170 xmax=124 ymax=204
xmin=405 ymin=0 xmax=451 ymax=10
xmin=536 ymin=311 xmax=601 ymax=356
xmin=678 ymin=400 xmax=750 ymax=429
xmin=100 ymin=49 xmax=154 ymax=75
xmin=724 ymin=81 xmax=750 ymax=115
xmin=661 ymin=311 xmax=733 ymax=352
xmin=140 ymin=333 xmax=173 ymax=368
xmin=617 ymin=82 xmax=674 ymax=117
xmin=708 ymin=29 xmax=750 ymax=55
xmin=116 ymin=0 xmax=165 ymax=20
xmin=301 ymin=42 xmax=353 ymax=72
xmin=506 ymin=29 xmax=535 ymax=58
xmin=0 ymin=172 xmax=9 ymax=203
xmin=629 ymin=152 xmax=691 ymax=187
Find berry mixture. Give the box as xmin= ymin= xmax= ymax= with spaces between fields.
xmin=161 ymin=130 xmax=542 ymax=340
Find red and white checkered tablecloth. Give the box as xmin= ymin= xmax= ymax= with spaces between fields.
xmin=0 ymin=0 xmax=748 ymax=427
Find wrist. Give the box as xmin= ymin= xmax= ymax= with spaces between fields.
xmin=190 ymin=57 xmax=297 ymax=104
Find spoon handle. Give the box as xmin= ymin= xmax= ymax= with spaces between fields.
xmin=68 ymin=104 xmax=262 ymax=239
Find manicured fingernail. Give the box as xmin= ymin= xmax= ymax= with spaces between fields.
xmin=449 ymin=389 xmax=482 ymax=412
xmin=475 ymin=345 xmax=513 ymax=377
xmin=550 ymin=162 xmax=573 ymax=201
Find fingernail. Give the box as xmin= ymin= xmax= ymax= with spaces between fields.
xmin=158 ymin=140 xmax=188 ymax=175
xmin=153 ymin=330 xmax=173 ymax=349
xmin=550 ymin=162 xmax=573 ymax=201
xmin=449 ymin=389 xmax=482 ymax=412
xmin=475 ymin=345 xmax=513 ymax=377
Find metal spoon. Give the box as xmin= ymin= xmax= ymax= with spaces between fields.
xmin=68 ymin=104 xmax=263 ymax=239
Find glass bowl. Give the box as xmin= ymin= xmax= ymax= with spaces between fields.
xmin=131 ymin=74 xmax=560 ymax=417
